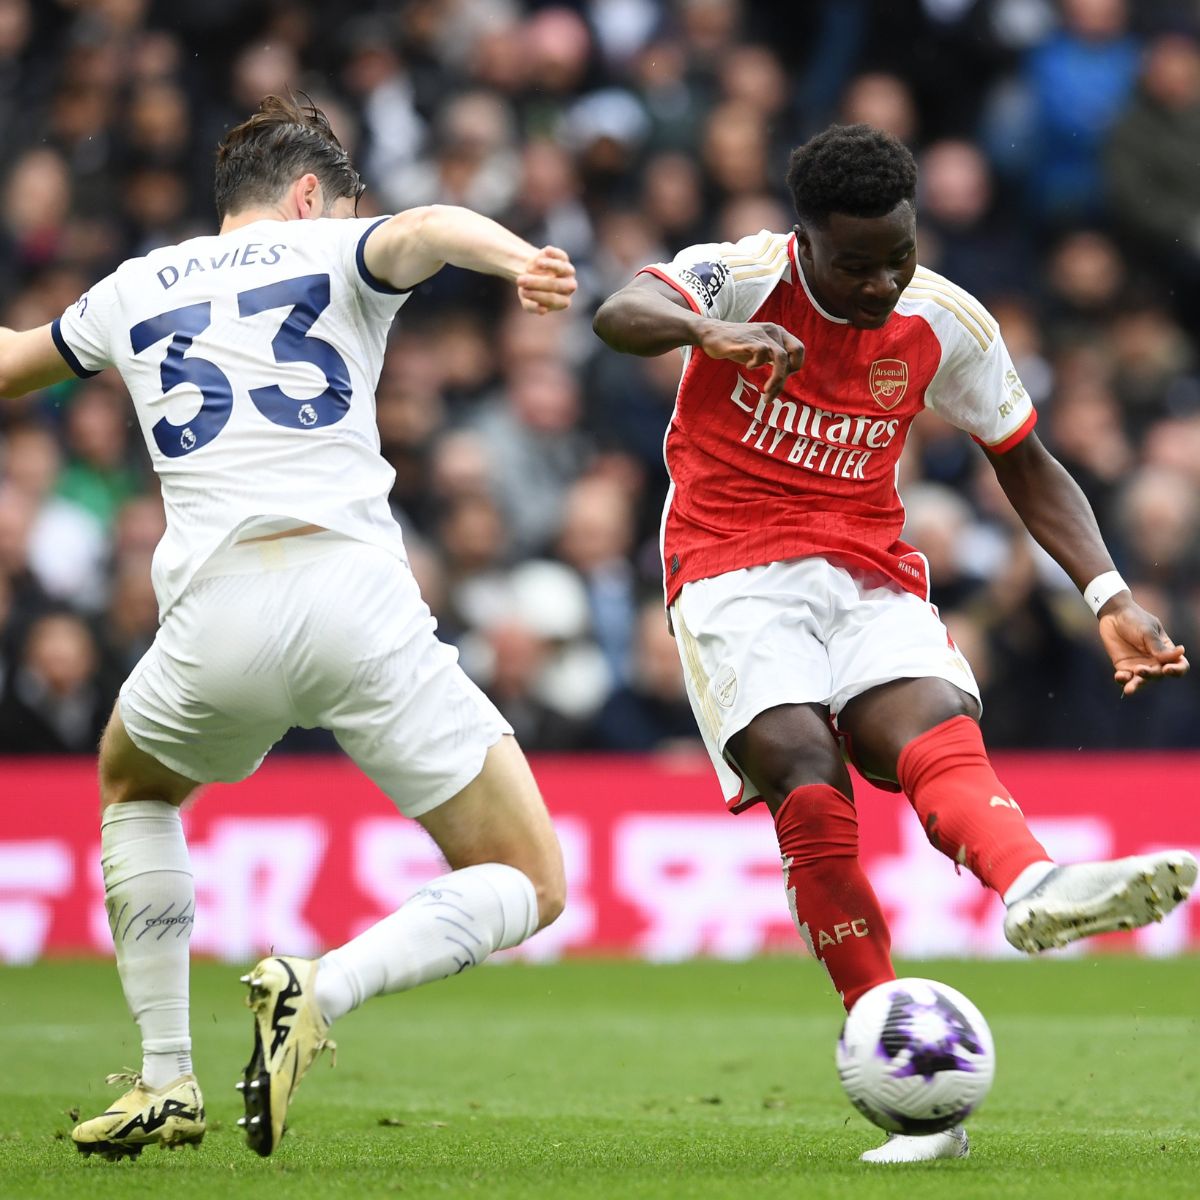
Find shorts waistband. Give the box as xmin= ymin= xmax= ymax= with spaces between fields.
xmin=193 ymin=529 xmax=356 ymax=579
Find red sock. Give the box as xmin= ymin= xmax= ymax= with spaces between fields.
xmin=774 ymin=784 xmax=895 ymax=1012
xmin=896 ymin=715 xmax=1052 ymax=895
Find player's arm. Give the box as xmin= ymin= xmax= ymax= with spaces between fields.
xmin=986 ymin=431 xmax=1188 ymax=695
xmin=361 ymin=205 xmax=576 ymax=314
xmin=593 ymin=274 xmax=805 ymax=401
xmin=0 ymin=324 xmax=77 ymax=398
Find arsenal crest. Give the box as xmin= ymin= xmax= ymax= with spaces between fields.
xmin=869 ymin=359 xmax=908 ymax=410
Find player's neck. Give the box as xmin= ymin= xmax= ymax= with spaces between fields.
xmin=220 ymin=206 xmax=290 ymax=235
xmin=796 ymin=255 xmax=849 ymax=325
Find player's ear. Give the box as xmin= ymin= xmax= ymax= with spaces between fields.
xmin=292 ymin=173 xmax=323 ymax=220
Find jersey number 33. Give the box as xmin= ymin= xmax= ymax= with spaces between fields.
xmin=130 ymin=272 xmax=352 ymax=458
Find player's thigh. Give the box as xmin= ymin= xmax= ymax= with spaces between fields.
xmin=673 ymin=563 xmax=838 ymax=809
xmin=417 ymin=735 xmax=565 ymax=929
xmin=118 ymin=571 xmax=294 ymax=786
xmin=312 ymin=548 xmax=524 ymax=814
xmin=828 ymin=582 xmax=981 ymax=784
xmin=98 ymin=702 xmax=200 ymax=808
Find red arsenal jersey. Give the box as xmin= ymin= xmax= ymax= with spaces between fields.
xmin=640 ymin=231 xmax=1037 ymax=605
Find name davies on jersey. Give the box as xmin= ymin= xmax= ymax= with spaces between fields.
xmin=155 ymin=241 xmax=290 ymax=290
xmin=729 ymin=373 xmax=900 ymax=480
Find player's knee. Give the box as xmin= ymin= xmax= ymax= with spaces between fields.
xmin=844 ymin=680 xmax=981 ymax=781
xmin=529 ymin=847 xmax=567 ymax=931
xmin=535 ymin=876 xmax=566 ymax=931
xmin=752 ymin=747 xmax=851 ymax=812
xmin=97 ymin=711 xmax=196 ymax=811
xmin=97 ymin=729 xmax=133 ymax=809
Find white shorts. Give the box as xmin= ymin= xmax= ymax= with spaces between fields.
xmin=671 ymin=557 xmax=980 ymax=809
xmin=120 ymin=531 xmax=511 ymax=818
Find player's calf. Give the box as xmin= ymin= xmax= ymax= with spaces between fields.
xmin=775 ymin=783 xmax=896 ymax=1010
xmin=896 ymin=715 xmax=1052 ymax=895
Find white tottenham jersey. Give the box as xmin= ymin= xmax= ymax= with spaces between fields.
xmin=53 ymin=216 xmax=411 ymax=615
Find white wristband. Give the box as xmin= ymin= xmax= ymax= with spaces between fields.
xmin=1083 ymin=571 xmax=1129 ymax=617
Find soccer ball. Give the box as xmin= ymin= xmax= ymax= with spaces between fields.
xmin=835 ymin=977 xmax=995 ymax=1135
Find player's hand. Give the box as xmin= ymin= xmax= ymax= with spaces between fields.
xmin=695 ymin=321 xmax=805 ymax=400
xmin=1097 ymin=596 xmax=1189 ymax=696
xmin=517 ymin=246 xmax=577 ymax=315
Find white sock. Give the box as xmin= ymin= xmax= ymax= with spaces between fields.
xmin=314 ymin=863 xmax=539 ymax=1024
xmin=101 ymin=801 xmax=195 ymax=1089
xmin=1003 ymin=860 xmax=1057 ymax=907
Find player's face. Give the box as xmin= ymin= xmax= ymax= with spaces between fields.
xmin=797 ymin=202 xmax=917 ymax=329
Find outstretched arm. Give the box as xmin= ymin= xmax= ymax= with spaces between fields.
xmin=0 ymin=325 xmax=76 ymax=399
xmin=593 ymin=274 xmax=805 ymax=401
xmin=361 ymin=205 xmax=576 ymax=313
xmin=986 ymin=431 xmax=1188 ymax=695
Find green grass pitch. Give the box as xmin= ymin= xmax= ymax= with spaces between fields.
xmin=0 ymin=956 xmax=1197 ymax=1199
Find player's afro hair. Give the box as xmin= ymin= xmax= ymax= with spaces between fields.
xmin=786 ymin=124 xmax=916 ymax=228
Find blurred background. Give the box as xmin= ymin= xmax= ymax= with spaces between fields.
xmin=2 ymin=0 xmax=1200 ymax=762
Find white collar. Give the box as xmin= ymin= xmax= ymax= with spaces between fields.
xmin=790 ymin=233 xmax=849 ymax=325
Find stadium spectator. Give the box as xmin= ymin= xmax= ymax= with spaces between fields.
xmin=556 ymin=473 xmax=639 ymax=687
xmin=0 ymin=0 xmax=1198 ymax=754
xmin=916 ymin=138 xmax=1031 ymax=301
xmin=469 ymin=354 xmax=593 ymax=557
xmin=839 ymin=71 xmax=920 ymax=145
xmin=0 ymin=483 xmax=50 ymax=631
xmin=985 ymin=0 xmax=1141 ymax=228
xmin=0 ymin=147 xmax=72 ymax=289
xmin=98 ymin=553 xmax=157 ymax=682
xmin=1106 ymin=31 xmax=1200 ymax=333
xmin=592 ymin=597 xmax=701 ymax=752
xmin=0 ymin=422 xmax=107 ymax=608
xmin=0 ymin=609 xmax=107 ymax=753
xmin=461 ymin=559 xmax=609 ymax=750
xmin=56 ymin=377 xmax=141 ymax=529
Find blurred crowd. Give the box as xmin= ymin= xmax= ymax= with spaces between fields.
xmin=2 ymin=0 xmax=1200 ymax=758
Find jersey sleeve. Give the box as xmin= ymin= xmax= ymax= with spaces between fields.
xmin=340 ymin=215 xmax=413 ymax=310
xmin=638 ymin=231 xmax=791 ymax=324
xmin=52 ymin=272 xmax=120 ymax=377
xmin=922 ymin=300 xmax=1037 ymax=453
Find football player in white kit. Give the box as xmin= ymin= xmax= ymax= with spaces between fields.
xmin=0 ymin=96 xmax=576 ymax=1159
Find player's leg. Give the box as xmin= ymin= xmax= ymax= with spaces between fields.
xmin=236 ymin=543 xmax=564 ymax=1156
xmin=239 ymin=737 xmax=563 ymax=1158
xmin=821 ymin=581 xmax=1031 ymax=1165
xmin=840 ymin=666 xmax=1196 ymax=950
xmin=71 ymin=705 xmax=207 ymax=1159
xmin=668 ymin=563 xmax=899 ymax=1014
xmin=312 ymin=733 xmax=563 ymax=1020
xmin=840 ymin=676 xmax=1055 ymax=898
xmin=727 ymin=704 xmax=897 ymax=1013
xmin=75 ymin=549 xmax=295 ymax=1159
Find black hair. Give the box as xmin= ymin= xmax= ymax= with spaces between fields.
xmin=786 ymin=124 xmax=916 ymax=228
xmin=213 ymin=93 xmax=363 ymax=220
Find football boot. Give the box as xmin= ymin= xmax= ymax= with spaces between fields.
xmin=72 ymin=1072 xmax=205 ymax=1160
xmin=237 ymin=955 xmax=335 ymax=1156
xmin=1004 ymin=851 xmax=1197 ymax=953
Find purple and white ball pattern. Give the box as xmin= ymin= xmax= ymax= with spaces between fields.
xmin=835 ymin=978 xmax=996 ymax=1134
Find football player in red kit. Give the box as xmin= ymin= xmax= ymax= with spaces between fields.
xmin=593 ymin=124 xmax=1197 ymax=1163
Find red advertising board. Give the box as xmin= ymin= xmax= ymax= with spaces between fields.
xmin=1 ymin=753 xmax=1197 ymax=963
